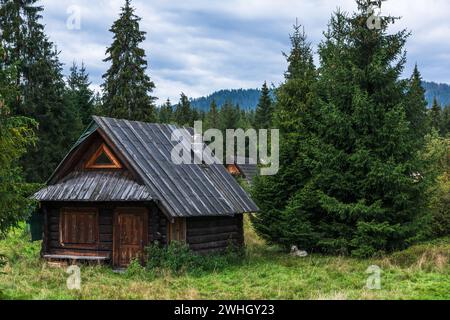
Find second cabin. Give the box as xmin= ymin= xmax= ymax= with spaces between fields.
xmin=32 ymin=116 xmax=258 ymax=268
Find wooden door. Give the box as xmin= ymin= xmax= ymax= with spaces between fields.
xmin=113 ymin=208 xmax=148 ymax=268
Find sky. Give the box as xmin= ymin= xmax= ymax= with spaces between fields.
xmin=40 ymin=0 xmax=450 ymax=103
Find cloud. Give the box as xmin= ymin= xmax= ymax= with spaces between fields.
xmin=40 ymin=0 xmax=450 ymax=102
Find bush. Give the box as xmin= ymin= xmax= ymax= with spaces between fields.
xmin=145 ymin=241 xmax=244 ymax=276
xmin=420 ymin=134 xmax=450 ymax=238
xmin=125 ymin=258 xmax=153 ymax=280
xmin=0 ymin=254 xmax=7 ymax=269
xmin=430 ymin=173 xmax=450 ymax=237
xmin=387 ymin=239 xmax=450 ymax=271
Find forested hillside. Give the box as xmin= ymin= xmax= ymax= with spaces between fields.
xmin=422 ymin=81 xmax=450 ymax=107
xmin=190 ymin=89 xmax=270 ymax=111
xmin=190 ymin=81 xmax=450 ymax=110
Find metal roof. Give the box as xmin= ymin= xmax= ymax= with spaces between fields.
xmin=93 ymin=116 xmax=258 ymax=217
xmin=34 ymin=170 xmax=152 ymax=202
xmin=34 ymin=116 xmax=259 ymax=217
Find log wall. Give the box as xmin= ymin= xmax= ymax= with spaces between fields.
xmin=186 ymin=215 xmax=244 ymax=254
xmin=42 ymin=202 xmax=244 ymax=261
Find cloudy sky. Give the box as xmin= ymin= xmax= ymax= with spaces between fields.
xmin=40 ymin=0 xmax=450 ymax=103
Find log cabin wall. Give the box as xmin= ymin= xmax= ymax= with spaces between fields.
xmin=42 ymin=202 xmax=167 ymax=261
xmin=186 ymin=215 xmax=244 ymax=254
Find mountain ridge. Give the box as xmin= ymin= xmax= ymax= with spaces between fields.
xmin=189 ymin=81 xmax=450 ymax=111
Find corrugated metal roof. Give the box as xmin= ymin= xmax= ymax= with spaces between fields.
xmin=34 ymin=170 xmax=152 ymax=202
xmin=92 ymin=116 xmax=259 ymax=217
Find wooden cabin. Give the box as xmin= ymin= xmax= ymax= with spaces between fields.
xmin=33 ymin=116 xmax=258 ymax=268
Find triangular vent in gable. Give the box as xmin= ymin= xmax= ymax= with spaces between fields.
xmin=85 ymin=143 xmax=122 ymax=169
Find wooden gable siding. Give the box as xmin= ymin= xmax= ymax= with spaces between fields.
xmin=49 ymin=131 xmax=141 ymax=185
xmin=42 ymin=202 xmax=167 ymax=260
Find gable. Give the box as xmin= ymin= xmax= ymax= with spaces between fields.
xmin=46 ymin=128 xmax=141 ymax=186
xmin=34 ymin=128 xmax=152 ymax=203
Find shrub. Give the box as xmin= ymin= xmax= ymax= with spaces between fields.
xmin=387 ymin=240 xmax=450 ymax=271
xmin=420 ymin=134 xmax=450 ymax=238
xmin=125 ymin=258 xmax=153 ymax=279
xmin=145 ymin=241 xmax=244 ymax=276
xmin=0 ymin=254 xmax=7 ymax=269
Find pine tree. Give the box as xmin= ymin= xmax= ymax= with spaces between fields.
xmin=158 ymin=99 xmax=173 ymax=124
xmin=101 ymin=0 xmax=156 ymax=122
xmin=442 ymin=105 xmax=450 ymax=136
xmin=252 ymin=22 xmax=317 ymax=247
xmin=254 ymin=82 xmax=274 ymax=130
xmin=174 ymin=93 xmax=192 ymax=126
xmin=67 ymin=62 xmax=95 ymax=127
xmin=205 ymin=100 xmax=219 ymax=130
xmin=0 ymin=0 xmax=82 ymax=182
xmin=191 ymin=107 xmax=200 ymax=124
xmin=405 ymin=65 xmax=429 ymax=144
xmin=219 ymin=101 xmax=240 ymax=131
xmin=0 ymin=42 xmax=37 ymax=235
xmin=309 ymin=0 xmax=427 ymax=256
xmin=284 ymin=22 xmax=316 ymax=81
xmin=254 ymin=1 xmax=429 ymax=257
xmin=430 ymin=97 xmax=443 ymax=134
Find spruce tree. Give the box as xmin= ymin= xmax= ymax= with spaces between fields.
xmin=101 ymin=0 xmax=156 ymax=122
xmin=254 ymin=0 xmax=429 ymax=257
xmin=220 ymin=101 xmax=241 ymax=131
xmin=430 ymin=97 xmax=443 ymax=134
xmin=442 ymin=105 xmax=450 ymax=136
xmin=0 ymin=0 xmax=82 ymax=182
xmin=205 ymin=100 xmax=219 ymax=130
xmin=191 ymin=107 xmax=200 ymax=123
xmin=67 ymin=62 xmax=95 ymax=127
xmin=254 ymin=82 xmax=274 ymax=130
xmin=0 ymin=42 xmax=37 ymax=234
xmin=158 ymin=99 xmax=173 ymax=124
xmin=174 ymin=93 xmax=192 ymax=126
xmin=251 ymin=22 xmax=317 ymax=247
xmin=405 ymin=65 xmax=429 ymax=144
xmin=310 ymin=0 xmax=427 ymax=256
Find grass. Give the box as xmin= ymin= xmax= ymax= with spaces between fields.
xmin=0 ymin=219 xmax=449 ymax=300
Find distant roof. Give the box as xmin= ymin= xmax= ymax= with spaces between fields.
xmin=34 ymin=116 xmax=259 ymax=217
xmin=233 ymin=156 xmax=259 ymax=184
xmin=34 ymin=171 xmax=152 ymax=202
xmin=237 ymin=164 xmax=258 ymax=184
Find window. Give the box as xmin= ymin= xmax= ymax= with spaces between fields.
xmin=85 ymin=143 xmax=122 ymax=169
xmin=60 ymin=208 xmax=99 ymax=248
xmin=167 ymin=218 xmax=186 ymax=243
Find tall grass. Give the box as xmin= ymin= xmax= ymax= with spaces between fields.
xmin=0 ymin=219 xmax=449 ymax=300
